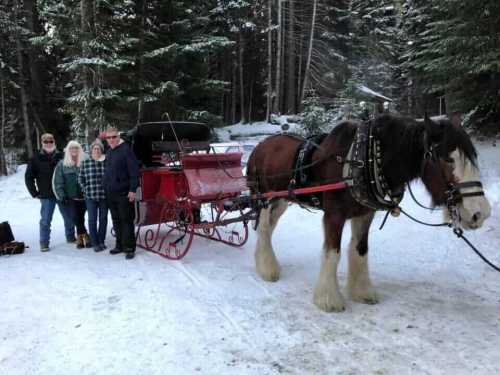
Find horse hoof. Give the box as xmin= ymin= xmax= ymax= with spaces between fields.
xmin=255 ymin=249 xmax=280 ymax=282
xmin=349 ymin=289 xmax=379 ymax=305
xmin=257 ymin=267 xmax=280 ymax=282
xmin=313 ymin=290 xmax=346 ymax=312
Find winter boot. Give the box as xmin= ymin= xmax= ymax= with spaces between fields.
xmin=83 ymin=233 xmax=92 ymax=248
xmin=76 ymin=234 xmax=85 ymax=249
xmin=40 ymin=242 xmax=50 ymax=252
xmin=109 ymin=247 xmax=123 ymax=255
xmin=66 ymin=235 xmax=76 ymax=244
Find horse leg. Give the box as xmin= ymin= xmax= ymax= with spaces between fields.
xmin=255 ymin=198 xmax=288 ymax=282
xmin=346 ymin=212 xmax=379 ymax=304
xmin=313 ymin=213 xmax=346 ymax=312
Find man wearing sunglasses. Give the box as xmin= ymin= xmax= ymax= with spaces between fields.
xmin=102 ymin=127 xmax=139 ymax=260
xmin=25 ymin=133 xmax=75 ymax=252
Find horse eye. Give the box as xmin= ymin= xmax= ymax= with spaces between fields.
xmin=443 ymin=157 xmax=455 ymax=166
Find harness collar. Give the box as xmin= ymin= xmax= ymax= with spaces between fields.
xmin=343 ymin=120 xmax=403 ymax=211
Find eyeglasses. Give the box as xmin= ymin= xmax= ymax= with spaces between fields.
xmin=106 ymin=135 xmax=118 ymax=140
xmin=42 ymin=140 xmax=54 ymax=144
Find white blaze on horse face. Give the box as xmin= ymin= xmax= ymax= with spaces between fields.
xmin=449 ymin=149 xmax=491 ymax=230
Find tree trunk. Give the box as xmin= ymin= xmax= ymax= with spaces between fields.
xmin=299 ymin=0 xmax=318 ymax=109
xmin=81 ymin=0 xmax=95 ymax=141
xmin=248 ymin=79 xmax=254 ymax=124
xmin=273 ymin=0 xmax=283 ymax=114
xmin=286 ymin=0 xmax=296 ymax=114
xmin=14 ymin=4 xmax=33 ymax=159
xmin=0 ymin=73 xmax=7 ymax=176
xmin=266 ymin=0 xmax=273 ymax=121
xmin=238 ymin=33 xmax=247 ymax=124
xmin=231 ymin=59 xmax=237 ymax=124
xmin=29 ymin=102 xmax=47 ymax=134
xmin=22 ymin=0 xmax=52 ymax=133
xmin=136 ymin=0 xmax=147 ymax=123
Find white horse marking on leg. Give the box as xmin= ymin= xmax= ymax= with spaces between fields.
xmin=255 ymin=199 xmax=288 ymax=282
xmin=314 ymin=246 xmax=345 ymax=312
xmin=347 ymin=213 xmax=378 ymax=304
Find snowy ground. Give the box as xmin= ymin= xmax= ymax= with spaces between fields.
xmin=1 ymin=141 xmax=499 ymax=375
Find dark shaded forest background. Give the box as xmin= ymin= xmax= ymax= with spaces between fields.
xmin=0 ymin=0 xmax=499 ymax=174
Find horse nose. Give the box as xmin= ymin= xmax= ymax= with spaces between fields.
xmin=471 ymin=212 xmax=482 ymax=224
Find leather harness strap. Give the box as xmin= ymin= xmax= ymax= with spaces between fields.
xmin=342 ymin=120 xmax=403 ymax=211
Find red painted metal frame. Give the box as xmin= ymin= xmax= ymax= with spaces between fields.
xmin=258 ymin=181 xmax=349 ymax=199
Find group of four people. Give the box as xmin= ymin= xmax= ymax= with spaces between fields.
xmin=24 ymin=127 xmax=139 ymax=260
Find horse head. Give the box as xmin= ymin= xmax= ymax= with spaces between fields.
xmin=420 ymin=114 xmax=491 ymax=230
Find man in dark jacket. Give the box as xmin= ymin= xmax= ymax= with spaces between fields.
xmin=25 ymin=133 xmax=75 ymax=251
xmin=103 ymin=127 xmax=139 ymax=260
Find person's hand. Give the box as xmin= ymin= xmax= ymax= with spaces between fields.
xmin=127 ymin=192 xmax=136 ymax=202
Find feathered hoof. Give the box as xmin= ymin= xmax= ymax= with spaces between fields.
xmin=255 ymin=248 xmax=280 ymax=282
xmin=313 ymin=287 xmax=346 ymax=312
xmin=256 ymin=264 xmax=280 ymax=282
xmin=348 ymin=288 xmax=379 ymax=305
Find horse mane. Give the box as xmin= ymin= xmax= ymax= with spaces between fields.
xmin=326 ymin=114 xmax=476 ymax=193
xmin=370 ymin=114 xmax=425 ymax=185
xmin=434 ymin=118 xmax=478 ymax=168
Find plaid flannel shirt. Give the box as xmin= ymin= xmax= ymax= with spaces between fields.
xmin=78 ymin=157 xmax=106 ymax=201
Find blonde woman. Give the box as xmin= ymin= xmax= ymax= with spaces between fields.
xmin=53 ymin=140 xmax=91 ymax=248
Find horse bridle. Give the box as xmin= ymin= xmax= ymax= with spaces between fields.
xmin=422 ymin=131 xmax=485 ymax=227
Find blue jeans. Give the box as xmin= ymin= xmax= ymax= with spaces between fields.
xmin=85 ymin=199 xmax=108 ymax=246
xmin=39 ymin=198 xmax=75 ymax=245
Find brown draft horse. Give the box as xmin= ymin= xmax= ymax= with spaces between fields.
xmin=246 ymin=114 xmax=491 ymax=312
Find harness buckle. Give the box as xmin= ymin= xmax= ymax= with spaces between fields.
xmin=354 ymin=160 xmax=364 ymax=168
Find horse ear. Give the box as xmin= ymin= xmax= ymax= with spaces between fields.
xmin=450 ymin=112 xmax=462 ymax=128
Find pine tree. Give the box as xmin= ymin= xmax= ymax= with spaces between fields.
xmin=348 ymin=0 xmax=401 ymax=104
xmin=403 ymin=0 xmax=500 ymax=128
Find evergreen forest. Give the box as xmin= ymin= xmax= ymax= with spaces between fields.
xmin=0 ymin=0 xmax=499 ymax=173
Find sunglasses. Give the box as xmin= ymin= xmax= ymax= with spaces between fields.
xmin=42 ymin=140 xmax=54 ymax=144
xmin=106 ymin=135 xmax=118 ymax=140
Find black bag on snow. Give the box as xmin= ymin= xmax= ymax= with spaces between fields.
xmin=0 ymin=221 xmax=14 ymax=246
xmin=0 ymin=222 xmax=26 ymax=256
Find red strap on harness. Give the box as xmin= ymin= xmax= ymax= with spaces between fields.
xmin=258 ymin=181 xmax=349 ymax=199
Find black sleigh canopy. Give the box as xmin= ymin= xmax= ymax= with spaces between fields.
xmin=125 ymin=121 xmax=212 ymax=166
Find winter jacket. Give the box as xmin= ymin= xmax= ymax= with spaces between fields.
xmin=25 ymin=150 xmax=64 ymax=199
xmin=52 ymin=161 xmax=85 ymax=201
xmin=103 ymin=141 xmax=139 ymax=194
xmin=78 ymin=157 xmax=106 ymax=201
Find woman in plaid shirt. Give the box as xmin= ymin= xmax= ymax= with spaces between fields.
xmin=78 ymin=140 xmax=108 ymax=252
